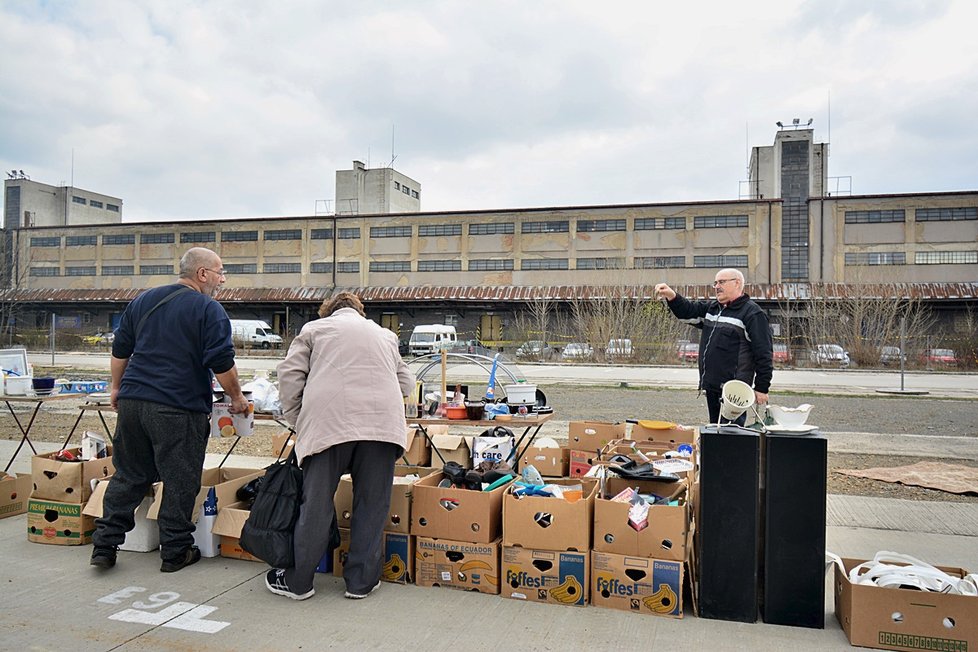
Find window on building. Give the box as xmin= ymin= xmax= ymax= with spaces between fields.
xmin=418 ymin=260 xmax=461 ymax=272
xmin=635 ymin=256 xmax=686 ymax=269
xmin=72 ymin=196 xmax=87 ymax=205
xmin=222 ymin=231 xmax=258 ymax=242
xmin=844 ymin=209 xmax=905 ymax=224
xmin=66 ymin=235 xmax=98 ymax=247
xmin=102 ymin=265 xmax=134 ymax=276
xmin=402 ymin=185 xmax=410 ymax=195
xmin=310 ymin=262 xmax=333 ymax=273
xmin=915 ymin=207 xmax=978 ymax=222
xmin=394 ymin=181 xmax=401 ymax=190
xmin=370 ymin=261 xmax=412 ymax=272
xmin=469 ymin=222 xmax=515 ymax=235
xmin=693 ymin=255 xmax=748 ymax=268
xmin=139 ymin=265 xmax=174 ymax=275
xmin=844 ymin=252 xmax=907 ymax=266
xmin=521 ymin=258 xmax=569 ymax=270
xmin=338 ymin=227 xmax=360 ymax=239
xmin=139 ymin=233 xmax=175 ymax=244
xmin=418 ymin=224 xmax=462 ymax=237
xmin=89 ymin=200 xmax=104 ymax=209
xmin=634 ymin=217 xmax=686 ymax=230
xmin=576 ymin=257 xmax=625 ymax=270
xmin=522 ymin=220 xmax=569 ymax=234
xmin=577 ymin=219 xmax=626 ymax=232
xmin=914 ymin=251 xmax=978 ymax=264
xmin=29 ymin=267 xmax=60 ymax=277
xmin=263 ymin=263 xmax=302 ymax=273
xmin=180 ymin=231 xmax=216 ymax=243
xmin=30 ymin=236 xmax=61 ymax=247
xmin=469 ymin=259 xmax=514 ymax=271
xmin=336 ymin=261 xmax=359 ymax=273
xmin=264 ymin=229 xmax=302 ymax=240
xmin=370 ymin=225 xmax=412 ymax=238
xmin=65 ymin=266 xmax=96 ymax=276
xmin=106 ymin=204 xmax=120 ymax=212
xmin=694 ymin=215 xmax=749 ymax=229
xmin=311 ymin=228 xmax=334 ymax=240
xmin=103 ymin=234 xmax=135 ymax=245
xmin=225 ymin=263 xmax=257 ymax=274
xmin=411 ymin=190 xmax=419 ymax=199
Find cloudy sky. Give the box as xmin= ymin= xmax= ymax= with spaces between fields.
xmin=2 ymin=0 xmax=976 ymax=223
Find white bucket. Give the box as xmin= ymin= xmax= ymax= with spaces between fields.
xmin=5 ymin=376 xmax=33 ymax=396
xmin=503 ymin=383 xmax=537 ymax=406
xmin=719 ymin=380 xmax=755 ymax=421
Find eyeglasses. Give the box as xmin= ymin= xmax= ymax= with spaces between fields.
xmin=201 ymin=268 xmax=227 ymax=277
xmin=713 ymin=278 xmax=737 ymax=288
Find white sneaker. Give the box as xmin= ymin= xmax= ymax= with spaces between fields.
xmin=344 ymin=581 xmax=381 ymax=600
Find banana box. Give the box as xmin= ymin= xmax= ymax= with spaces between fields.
xmin=593 ymin=476 xmax=690 ymax=561
xmin=414 ymin=536 xmax=500 ymax=595
xmin=502 ymin=478 xmax=596 ymax=551
xmin=31 ymin=446 xmax=114 ymax=503
xmin=27 ymin=498 xmax=95 ymax=545
xmin=502 ymin=546 xmax=589 ymax=607
xmin=628 ymin=422 xmax=697 ymax=446
xmin=516 ymin=445 xmax=568 ymax=477
xmin=335 ymin=465 xmax=437 ymax=534
xmin=0 ymin=472 xmax=31 ymax=519
xmin=333 ymin=528 xmax=416 ymax=584
xmin=568 ymin=421 xmax=626 ymax=454
xmin=411 ymin=472 xmax=508 ymax=543
xmin=211 ymin=501 xmax=263 ymax=562
xmin=591 ymin=552 xmax=684 ymax=618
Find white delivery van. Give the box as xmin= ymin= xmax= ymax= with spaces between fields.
xmin=408 ymin=324 xmax=457 ymax=356
xmin=229 ymin=319 xmax=284 ymax=349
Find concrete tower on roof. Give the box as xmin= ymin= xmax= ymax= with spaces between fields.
xmin=334 ymin=160 xmax=421 ymax=215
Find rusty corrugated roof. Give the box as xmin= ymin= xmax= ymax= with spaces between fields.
xmin=1 ymin=282 xmax=975 ymax=305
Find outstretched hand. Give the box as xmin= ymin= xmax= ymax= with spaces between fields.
xmin=654 ymin=283 xmax=676 ymax=301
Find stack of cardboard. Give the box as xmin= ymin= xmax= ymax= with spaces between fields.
xmin=566 ymin=421 xmax=625 ymax=478
xmin=27 ymin=446 xmax=114 ymax=546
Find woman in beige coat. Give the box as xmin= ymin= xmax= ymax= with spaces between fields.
xmin=266 ymin=292 xmax=414 ymax=601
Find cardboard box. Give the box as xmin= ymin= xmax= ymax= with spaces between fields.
xmin=503 ymin=479 xmax=595 ymax=552
xmin=629 ymin=422 xmax=697 ymax=446
xmin=430 ymin=434 xmax=472 ymax=468
xmin=210 ymin=397 xmax=255 ymax=438
xmin=834 ymin=557 xmax=977 ymax=651
xmin=0 ymin=472 xmax=32 ymax=519
xmin=211 ymin=500 xmax=263 ymax=562
xmin=335 ymin=465 xmax=437 ymax=534
xmin=147 ymin=467 xmax=264 ymax=523
xmin=569 ymin=449 xmax=598 ymax=478
xmin=591 ymin=551 xmax=684 ymax=618
xmin=333 ymin=528 xmax=415 ymax=584
xmin=402 ymin=425 xmax=435 ymax=466
xmin=568 ymin=421 xmax=626 ymax=453
xmin=83 ymin=479 xmax=160 ymax=552
xmin=593 ymin=477 xmax=690 ymax=561
xmin=415 ymin=536 xmax=500 ymax=594
xmin=502 ymin=546 xmax=590 ymax=606
xmin=517 ymin=446 xmax=568 ymax=477
xmin=270 ymin=430 xmax=294 ymax=457
xmin=31 ymin=447 xmax=114 ymax=503
xmin=411 ymin=472 xmax=508 ymax=543
xmin=27 ymin=498 xmax=96 ymax=545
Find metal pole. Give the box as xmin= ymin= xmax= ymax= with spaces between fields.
xmin=50 ymin=312 xmax=55 ymax=366
xmin=899 ymin=316 xmax=906 ymax=391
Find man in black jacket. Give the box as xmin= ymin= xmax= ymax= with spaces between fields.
xmin=655 ymin=269 xmax=773 ymax=424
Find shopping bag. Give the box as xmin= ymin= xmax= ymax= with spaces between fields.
xmin=239 ymin=450 xmax=303 ymax=568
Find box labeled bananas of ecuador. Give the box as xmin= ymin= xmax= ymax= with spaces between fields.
xmin=332 ymin=528 xmax=416 ymax=584
xmin=502 ymin=546 xmax=589 ymax=607
xmin=415 ymin=536 xmax=500 ymax=595
xmin=590 ymin=552 xmax=685 ymax=618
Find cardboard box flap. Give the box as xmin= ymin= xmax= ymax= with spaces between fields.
xmin=431 ymin=434 xmax=470 ymax=452
xmin=83 ymin=478 xmax=161 ymax=518
xmin=211 ymin=501 xmax=253 ymax=538
xmin=147 ymin=467 xmax=264 ymax=521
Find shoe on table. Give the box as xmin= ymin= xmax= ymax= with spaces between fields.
xmin=90 ymin=546 xmax=118 ymax=569
xmin=344 ymin=581 xmax=381 ymax=600
xmin=160 ymin=546 xmax=202 ymax=573
xmin=265 ymin=569 xmax=315 ymax=601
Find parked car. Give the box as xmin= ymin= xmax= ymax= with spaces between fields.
xmin=773 ymin=343 xmax=792 ymax=365
xmin=561 ymin=342 xmax=594 ymax=361
xmin=606 ymin=338 xmax=634 ymax=361
xmin=810 ymin=344 xmax=850 ymax=367
xmin=920 ymin=348 xmax=958 ymax=366
xmin=879 ymin=346 xmax=906 ymax=366
xmin=516 ymin=340 xmax=557 ymax=361
xmin=82 ymin=331 xmax=114 ymax=346
xmin=677 ymin=341 xmax=699 ymax=363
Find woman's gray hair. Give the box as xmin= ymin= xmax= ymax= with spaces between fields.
xmin=179 ymin=248 xmax=218 ymax=278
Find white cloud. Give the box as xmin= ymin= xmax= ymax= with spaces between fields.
xmin=1 ymin=0 xmax=976 ymax=221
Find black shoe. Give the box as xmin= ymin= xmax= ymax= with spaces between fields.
xmin=90 ymin=546 xmax=117 ymax=569
xmin=265 ymin=568 xmax=315 ymax=601
xmin=160 ymin=546 xmax=201 ymax=573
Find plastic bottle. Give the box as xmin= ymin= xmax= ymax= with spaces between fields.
xmin=193 ymin=487 xmax=220 ymax=557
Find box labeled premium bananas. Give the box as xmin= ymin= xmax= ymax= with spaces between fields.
xmin=415 ymin=536 xmax=500 ymax=595
xmin=332 ymin=529 xmax=416 ymax=584
xmin=590 ymin=552 xmax=684 ymax=618
xmin=502 ymin=546 xmax=589 ymax=607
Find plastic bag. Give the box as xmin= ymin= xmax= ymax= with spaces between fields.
xmin=243 ymin=376 xmax=281 ymax=414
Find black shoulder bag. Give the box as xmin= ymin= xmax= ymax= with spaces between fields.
xmin=239 ymin=449 xmax=303 ymax=568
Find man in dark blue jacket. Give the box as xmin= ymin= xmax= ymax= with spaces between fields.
xmin=655 ymin=269 xmax=773 ymax=424
xmin=90 ymin=247 xmax=249 ymax=573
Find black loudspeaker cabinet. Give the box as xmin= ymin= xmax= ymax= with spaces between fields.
xmin=697 ymin=425 xmax=760 ymax=623
xmin=762 ymin=431 xmax=828 ymax=628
